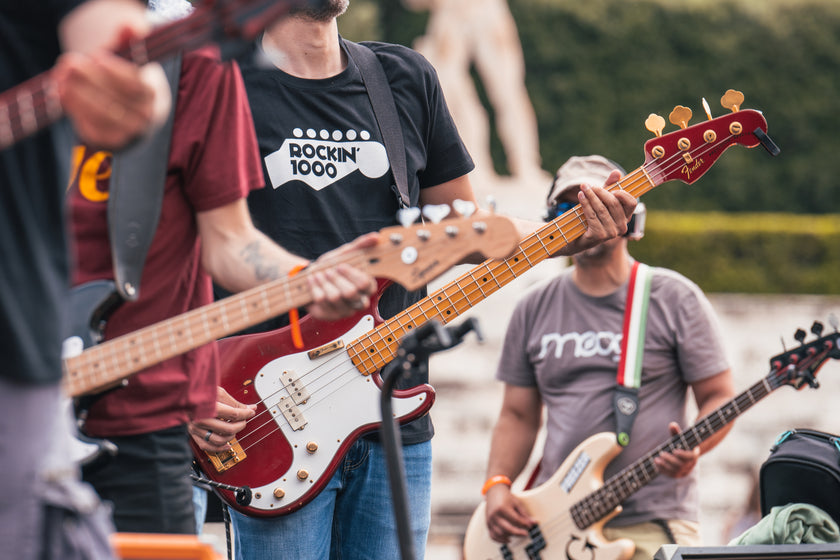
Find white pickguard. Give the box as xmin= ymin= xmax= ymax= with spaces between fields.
xmin=245 ymin=315 xmax=429 ymax=512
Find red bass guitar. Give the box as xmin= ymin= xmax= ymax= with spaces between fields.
xmin=195 ymin=91 xmax=779 ymax=517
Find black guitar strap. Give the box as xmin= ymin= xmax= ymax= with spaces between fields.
xmin=107 ymin=54 xmax=182 ymax=301
xmin=342 ymin=39 xmax=411 ymax=209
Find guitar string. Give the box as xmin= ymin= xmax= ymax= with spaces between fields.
xmin=217 ymin=134 xmax=743 ymax=464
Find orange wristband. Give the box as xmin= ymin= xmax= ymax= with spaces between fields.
xmin=288 ymin=263 xmax=308 ymax=350
xmin=481 ymin=475 xmax=512 ymax=496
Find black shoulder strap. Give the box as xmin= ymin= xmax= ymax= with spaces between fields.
xmin=342 ymin=39 xmax=410 ymax=209
xmin=107 ymin=54 xmax=182 ymax=301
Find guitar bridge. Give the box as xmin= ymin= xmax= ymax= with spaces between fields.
xmin=206 ymin=437 xmax=246 ymax=473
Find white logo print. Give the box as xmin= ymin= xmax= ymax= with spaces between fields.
xmin=537 ymin=330 xmax=622 ymax=362
xmin=264 ymin=128 xmax=389 ymax=191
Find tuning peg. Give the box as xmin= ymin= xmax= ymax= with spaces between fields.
xmin=829 ymin=313 xmax=839 ymax=332
xmin=669 ymin=106 xmax=693 ymax=129
xmin=397 ymin=207 xmax=421 ymax=228
xmin=702 ymin=98 xmax=713 ymax=120
xmin=794 ymin=328 xmax=807 ymax=344
xmin=421 ymin=204 xmax=451 ymax=224
xmin=811 ymin=321 xmax=824 ymax=337
xmin=645 ymin=113 xmax=666 ymax=138
xmin=486 ymin=195 xmax=497 ymax=214
xmin=452 ymin=199 xmax=476 ymax=218
xmin=720 ymin=89 xmax=744 ymax=113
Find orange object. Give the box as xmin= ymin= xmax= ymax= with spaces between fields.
xmin=481 ymin=474 xmax=512 ymax=496
xmin=112 ymin=533 xmax=222 ymax=560
xmin=288 ymin=263 xmax=308 ymax=349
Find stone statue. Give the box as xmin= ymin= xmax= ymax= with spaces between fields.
xmin=403 ymin=0 xmax=548 ymax=191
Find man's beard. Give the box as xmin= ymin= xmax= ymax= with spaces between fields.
xmin=572 ymin=238 xmax=622 ymax=266
xmin=290 ymin=0 xmax=349 ymax=21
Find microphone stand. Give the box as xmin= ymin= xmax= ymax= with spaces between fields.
xmin=379 ymin=318 xmax=484 ymax=560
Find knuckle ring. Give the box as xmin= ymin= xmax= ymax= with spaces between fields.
xmin=203 ymin=430 xmax=213 ymax=442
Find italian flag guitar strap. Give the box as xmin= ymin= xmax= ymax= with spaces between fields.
xmin=614 ymin=261 xmax=653 ymax=447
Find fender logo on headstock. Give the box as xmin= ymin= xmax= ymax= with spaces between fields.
xmin=681 ymin=157 xmax=705 ymax=181
xmin=414 ymin=260 xmax=442 ymax=282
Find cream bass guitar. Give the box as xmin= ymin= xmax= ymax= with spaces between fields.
xmin=463 ymin=321 xmax=840 ymax=560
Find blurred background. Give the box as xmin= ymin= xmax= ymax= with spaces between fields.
xmin=339 ymin=0 xmax=840 ymax=294
xmin=330 ymin=1 xmax=840 ymax=557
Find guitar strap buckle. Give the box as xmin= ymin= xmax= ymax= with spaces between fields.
xmin=613 ymin=386 xmax=640 ymax=447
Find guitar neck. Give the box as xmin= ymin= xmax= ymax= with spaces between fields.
xmin=63 ymin=212 xmax=517 ymax=397
xmin=570 ymin=371 xmax=784 ymax=529
xmin=63 ymin=271 xmax=316 ymax=397
xmin=347 ymin=167 xmax=659 ymax=374
xmin=0 ymin=0 xmax=303 ymax=150
xmin=0 ymin=72 xmax=62 ymax=150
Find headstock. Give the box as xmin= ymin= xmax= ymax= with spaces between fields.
xmin=358 ymin=202 xmax=518 ymax=291
xmin=641 ymin=89 xmax=780 ymax=186
xmin=769 ymin=317 xmax=840 ymax=391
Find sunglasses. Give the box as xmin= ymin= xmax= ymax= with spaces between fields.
xmin=544 ymin=200 xmax=578 ymax=222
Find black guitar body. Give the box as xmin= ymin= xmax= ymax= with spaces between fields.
xmin=63 ymin=280 xmax=124 ymax=467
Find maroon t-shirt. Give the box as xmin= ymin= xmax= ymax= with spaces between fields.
xmin=67 ymin=47 xmax=263 ymax=436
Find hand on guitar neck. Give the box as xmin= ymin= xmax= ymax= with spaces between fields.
xmin=2 ymin=0 xmax=320 ymax=152
xmin=301 ymin=232 xmax=380 ymax=321
xmin=53 ymin=49 xmax=171 ymax=151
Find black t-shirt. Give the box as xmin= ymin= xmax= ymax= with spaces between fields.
xmin=236 ymin=38 xmax=474 ymax=443
xmin=0 ymin=1 xmax=84 ymax=384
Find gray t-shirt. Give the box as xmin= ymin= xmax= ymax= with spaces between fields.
xmin=496 ymin=264 xmax=729 ymax=525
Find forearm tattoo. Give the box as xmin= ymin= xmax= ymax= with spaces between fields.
xmin=240 ymin=241 xmax=280 ymax=282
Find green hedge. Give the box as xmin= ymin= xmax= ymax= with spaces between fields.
xmin=631 ymin=212 xmax=840 ymax=294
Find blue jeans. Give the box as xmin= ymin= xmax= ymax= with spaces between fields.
xmin=230 ymin=438 xmax=432 ymax=560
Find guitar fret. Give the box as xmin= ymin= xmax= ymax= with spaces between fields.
xmin=128 ymin=36 xmax=150 ymax=65
xmin=0 ymin=104 xmax=12 ymax=147
xmin=555 ymin=222 xmax=569 ymax=245
xmin=16 ymin=90 xmax=37 ymax=136
xmin=238 ymin=297 xmax=250 ymax=324
xmin=484 ymin=269 xmax=503 ymax=290
xmin=500 ymin=257 xmax=518 ymax=279
xmin=474 ymin=278 xmax=488 ymax=298
xmin=761 ymin=377 xmax=773 ymax=394
xmin=533 ymin=234 xmax=552 ymax=257
xmin=44 ymin=81 xmax=61 ymax=121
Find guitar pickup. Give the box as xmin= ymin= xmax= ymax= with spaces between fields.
xmin=281 ymin=370 xmax=310 ymax=405
xmin=205 ymin=437 xmax=246 ymax=473
xmin=308 ymin=339 xmax=344 ymax=359
xmin=278 ymin=398 xmax=307 ymax=430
